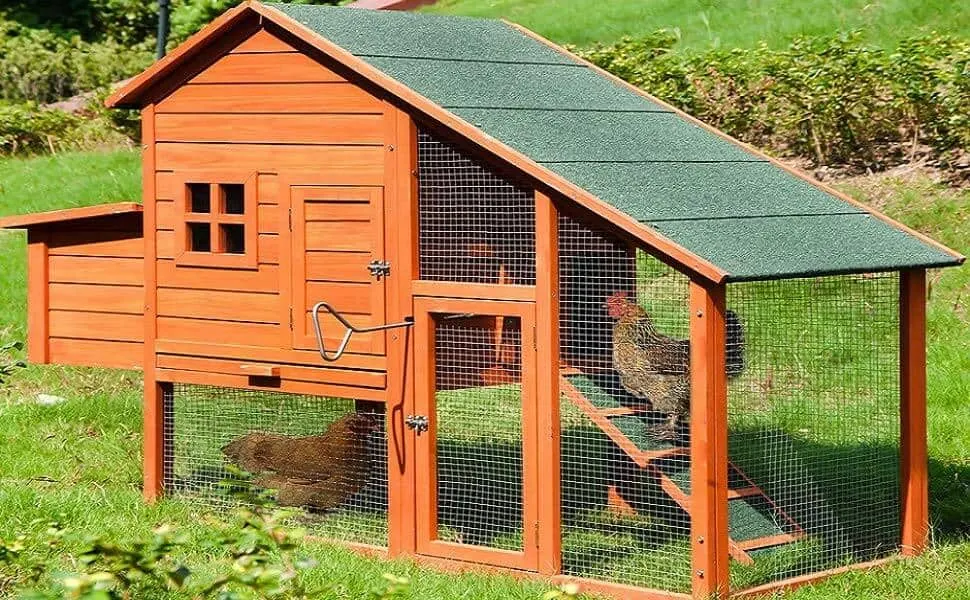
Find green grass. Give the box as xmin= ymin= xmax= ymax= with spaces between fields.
xmin=424 ymin=0 xmax=970 ymax=49
xmin=1 ymin=150 xmax=969 ymax=597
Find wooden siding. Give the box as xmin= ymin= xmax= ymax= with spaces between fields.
xmin=152 ymin=26 xmax=389 ymax=380
xmin=42 ymin=213 xmax=146 ymax=369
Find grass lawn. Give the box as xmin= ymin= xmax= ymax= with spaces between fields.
xmin=1 ymin=149 xmax=968 ymax=598
xmin=424 ymin=0 xmax=970 ymax=49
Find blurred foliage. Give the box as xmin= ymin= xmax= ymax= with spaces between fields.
xmin=0 ymin=340 xmax=26 ymax=386
xmin=0 ymin=506 xmax=413 ymax=599
xmin=0 ymin=99 xmax=133 ymax=156
xmin=577 ymin=31 xmax=970 ymax=170
xmin=0 ymin=17 xmax=152 ymax=104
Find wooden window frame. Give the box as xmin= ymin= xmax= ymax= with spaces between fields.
xmin=175 ymin=170 xmax=258 ymax=269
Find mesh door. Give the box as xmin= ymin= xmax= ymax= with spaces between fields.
xmin=431 ymin=316 xmax=526 ymax=552
xmin=163 ymin=385 xmax=388 ymax=546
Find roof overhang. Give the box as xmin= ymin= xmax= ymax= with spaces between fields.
xmin=0 ymin=202 xmax=143 ymax=230
xmin=106 ymin=1 xmax=964 ymax=284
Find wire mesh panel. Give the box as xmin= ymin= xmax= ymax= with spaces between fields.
xmin=431 ymin=316 xmax=526 ymax=552
xmin=726 ymin=274 xmax=900 ymax=590
xmin=163 ymin=385 xmax=388 ymax=547
xmin=417 ymin=129 xmax=536 ymax=285
xmin=558 ymin=210 xmax=694 ymax=592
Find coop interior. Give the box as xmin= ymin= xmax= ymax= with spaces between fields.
xmin=161 ymin=126 xmax=903 ymax=594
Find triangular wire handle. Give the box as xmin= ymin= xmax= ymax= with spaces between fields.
xmin=311 ymin=301 xmax=414 ymax=362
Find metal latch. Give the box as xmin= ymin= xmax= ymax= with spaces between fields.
xmin=367 ymin=260 xmax=391 ymax=279
xmin=405 ymin=415 xmax=429 ymax=434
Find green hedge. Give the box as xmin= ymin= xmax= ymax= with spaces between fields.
xmin=0 ymin=18 xmax=152 ymax=104
xmin=0 ymin=99 xmax=133 ymax=156
xmin=577 ymin=32 xmax=970 ymax=170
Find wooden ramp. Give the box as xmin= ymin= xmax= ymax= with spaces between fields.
xmin=560 ymin=370 xmax=804 ymax=565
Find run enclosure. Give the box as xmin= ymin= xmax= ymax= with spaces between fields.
xmin=1 ymin=3 xmax=961 ymax=599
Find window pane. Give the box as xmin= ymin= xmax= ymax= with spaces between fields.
xmin=189 ymin=223 xmax=211 ymax=252
xmin=189 ymin=183 xmax=210 ymax=213
xmin=222 ymin=183 xmax=245 ymax=215
xmin=221 ymin=224 xmax=245 ymax=254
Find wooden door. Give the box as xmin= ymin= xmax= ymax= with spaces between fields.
xmin=413 ymin=297 xmax=538 ymax=570
xmin=289 ymin=185 xmax=386 ymax=355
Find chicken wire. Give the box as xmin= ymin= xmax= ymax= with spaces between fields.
xmin=431 ymin=316 xmax=526 ymax=551
xmin=726 ymin=273 xmax=901 ymax=590
xmin=558 ymin=210 xmax=695 ymax=593
xmin=162 ymin=384 xmax=388 ymax=547
xmin=417 ymin=128 xmax=536 ymax=285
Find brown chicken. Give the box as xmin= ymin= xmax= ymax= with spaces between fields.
xmin=222 ymin=412 xmax=381 ymax=511
xmin=606 ymin=292 xmax=745 ymax=439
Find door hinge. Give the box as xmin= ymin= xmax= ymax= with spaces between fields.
xmin=288 ymin=208 xmax=293 ymax=232
xmin=288 ymin=307 xmax=293 ymax=330
xmin=368 ymin=259 xmax=391 ymax=280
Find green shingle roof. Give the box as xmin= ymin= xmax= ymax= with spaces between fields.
xmin=265 ymin=2 xmax=962 ymax=281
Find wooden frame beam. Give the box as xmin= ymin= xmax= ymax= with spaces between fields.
xmin=385 ymin=105 xmax=418 ymax=556
xmin=689 ymin=281 xmax=729 ymax=599
xmin=535 ymin=190 xmax=561 ymax=575
xmin=142 ymin=103 xmax=164 ymax=501
xmin=900 ymin=269 xmax=929 ymax=555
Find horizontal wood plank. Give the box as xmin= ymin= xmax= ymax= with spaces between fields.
xmin=155 ymin=113 xmax=384 ymax=145
xmin=305 ymin=281 xmax=374 ymax=314
xmin=49 ymin=310 xmax=143 ymax=343
xmin=189 ymin=51 xmax=346 ymax=84
xmin=305 ymin=311 xmax=384 ymax=355
xmin=49 ymin=338 xmax=143 ymax=370
xmin=305 ymin=221 xmax=373 ymax=252
xmin=157 ymin=316 xmax=279 ymax=346
xmin=155 ymin=368 xmax=385 ymax=401
xmin=156 ymin=259 xmax=279 ymax=291
xmin=304 ymin=199 xmax=373 ymax=221
xmin=305 ymin=251 xmax=373 ymax=282
xmin=157 ymin=288 xmax=279 ymax=323
xmin=156 ymin=83 xmax=383 ymax=114
xmin=157 ymin=354 xmax=386 ymax=389
xmin=156 ymin=143 xmax=384 ymax=182
xmin=49 ymin=283 xmax=143 ymax=314
xmin=411 ymin=280 xmax=537 ymax=302
xmin=259 ymin=173 xmax=279 ymax=205
xmin=47 ymin=231 xmax=143 ymax=258
xmin=48 ymin=256 xmax=143 ymax=285
xmin=154 ymin=339 xmax=387 ymax=371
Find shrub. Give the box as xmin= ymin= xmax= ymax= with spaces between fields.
xmin=576 ymin=32 xmax=970 ymax=171
xmin=0 ymin=18 xmax=153 ymax=104
xmin=0 ymin=100 xmax=133 ymax=156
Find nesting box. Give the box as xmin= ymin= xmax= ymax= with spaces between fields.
xmin=1 ymin=3 xmax=964 ymax=598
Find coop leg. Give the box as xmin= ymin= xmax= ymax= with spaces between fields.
xmin=900 ymin=269 xmax=928 ymax=556
xmin=143 ymin=380 xmax=171 ymax=502
xmin=689 ymin=282 xmax=729 ymax=599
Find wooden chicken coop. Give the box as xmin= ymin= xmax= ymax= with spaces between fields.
xmin=0 ymin=3 xmax=964 ymax=598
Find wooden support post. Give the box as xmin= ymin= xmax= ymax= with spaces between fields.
xmin=900 ymin=269 xmax=928 ymax=556
xmin=26 ymin=228 xmax=50 ymax=364
xmin=535 ymin=190 xmax=562 ymax=575
xmin=385 ymin=105 xmax=418 ymax=556
xmin=141 ymin=103 xmax=164 ymax=501
xmin=689 ymin=281 xmax=729 ymax=599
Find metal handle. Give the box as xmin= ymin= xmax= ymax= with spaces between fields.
xmin=311 ymin=301 xmax=413 ymax=362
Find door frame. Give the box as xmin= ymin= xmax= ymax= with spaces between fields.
xmin=412 ymin=296 xmax=538 ymax=570
xmin=284 ymin=176 xmax=386 ymax=355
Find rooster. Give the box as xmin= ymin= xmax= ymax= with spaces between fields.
xmin=222 ymin=412 xmax=381 ymax=511
xmin=606 ymin=292 xmax=745 ymax=439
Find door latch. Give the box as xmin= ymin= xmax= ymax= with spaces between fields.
xmin=405 ymin=415 xmax=429 ymax=435
xmin=367 ymin=260 xmax=391 ymax=280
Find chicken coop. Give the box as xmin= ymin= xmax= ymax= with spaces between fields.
xmin=1 ymin=3 xmax=964 ymax=599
